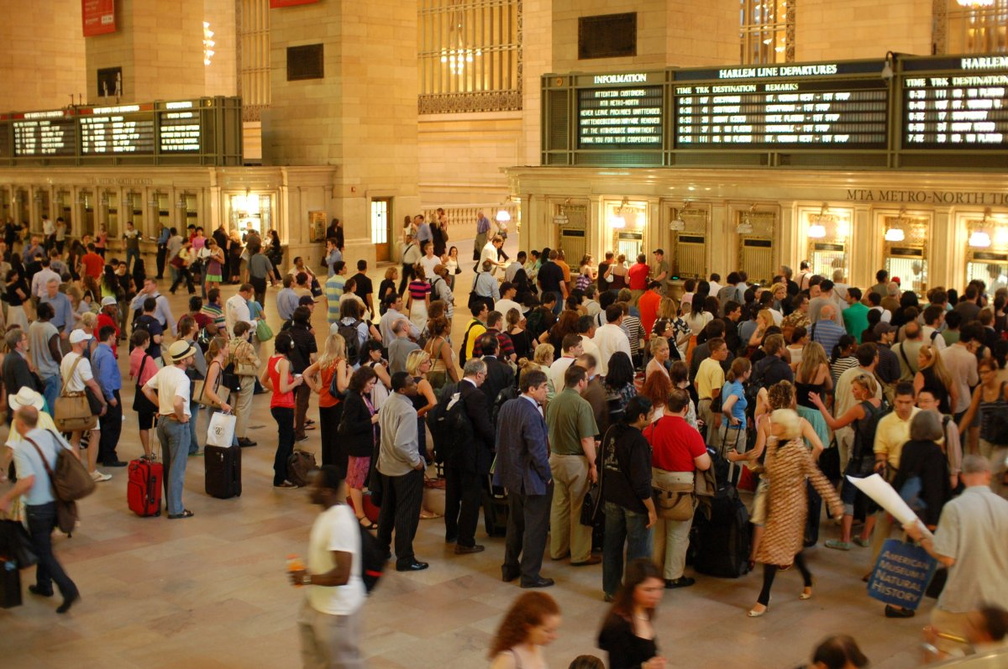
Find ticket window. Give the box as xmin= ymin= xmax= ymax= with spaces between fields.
xmin=737 ymin=211 xmax=776 ymax=285
xmin=55 ymin=191 xmax=72 ymax=235
xmin=608 ymin=200 xmax=646 ymax=261
xmin=669 ymin=205 xmax=708 ymax=279
xmin=104 ymin=191 xmax=119 ymax=239
xmin=804 ymin=207 xmax=851 ymax=282
xmin=229 ymin=193 xmax=272 ymax=238
xmin=882 ymin=214 xmax=930 ymax=296
xmin=78 ymin=190 xmax=95 ymax=238
xmin=966 ymin=213 xmax=1008 ymax=292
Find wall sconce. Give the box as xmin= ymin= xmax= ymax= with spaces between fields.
xmin=808 ymin=203 xmax=828 ymax=239
xmin=884 ymin=207 xmax=907 ymax=242
xmin=969 ymin=208 xmax=994 ymax=248
xmin=553 ymin=198 xmax=570 ymax=226
xmin=881 ymin=51 xmax=895 ymax=81
xmin=176 ymin=192 xmax=190 ymax=210
xmin=610 ymin=197 xmax=629 ymax=229
xmin=148 ymin=191 xmax=162 ymax=208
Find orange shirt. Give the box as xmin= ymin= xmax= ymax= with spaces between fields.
xmin=638 ymin=289 xmax=661 ymax=338
xmin=81 ymin=252 xmax=105 ymax=279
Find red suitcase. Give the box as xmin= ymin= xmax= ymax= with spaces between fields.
xmin=128 ymin=457 xmax=163 ymax=517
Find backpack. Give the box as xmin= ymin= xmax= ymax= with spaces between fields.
xmin=458 ymin=320 xmax=482 ymax=366
xmin=743 ymin=359 xmax=766 ymax=422
xmin=426 ymin=384 xmax=474 ymax=463
xmin=337 ymin=319 xmax=363 ymax=364
xmin=849 ymin=400 xmax=889 ymax=476
xmin=491 ymin=384 xmax=518 ymax=429
xmin=359 ymin=522 xmax=388 ymax=594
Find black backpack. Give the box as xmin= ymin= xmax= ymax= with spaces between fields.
xmin=458 ymin=320 xmax=482 ymax=366
xmin=337 ymin=319 xmax=363 ymax=364
xmin=359 ymin=523 xmax=388 ymax=594
xmin=426 ymin=383 xmax=474 ymax=463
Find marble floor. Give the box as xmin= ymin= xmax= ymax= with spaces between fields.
xmin=1 ymin=242 xmax=934 ymax=668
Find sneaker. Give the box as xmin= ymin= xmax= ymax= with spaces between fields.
xmin=824 ymin=539 xmax=852 ymax=551
xmin=853 ymin=536 xmax=871 ymax=548
xmin=90 ymin=470 xmax=111 ymax=482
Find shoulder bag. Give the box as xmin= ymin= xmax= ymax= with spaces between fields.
xmin=53 ymin=356 xmax=97 ymax=433
xmin=232 ymin=342 xmax=259 ymax=378
xmin=132 ymin=353 xmax=159 ymax=414
xmin=194 ymin=360 xmax=223 ymax=409
xmin=25 ymin=433 xmax=95 ymax=536
xmin=580 ymin=426 xmax=611 ymax=527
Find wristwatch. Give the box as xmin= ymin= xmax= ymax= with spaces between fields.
xmin=301 ymin=573 xmax=312 ymax=586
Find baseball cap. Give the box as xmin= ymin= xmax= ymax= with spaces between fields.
xmin=652 ymin=249 xmax=664 ymax=255
xmin=100 ymin=296 xmax=117 ymax=307
xmin=69 ymin=330 xmax=90 ymax=345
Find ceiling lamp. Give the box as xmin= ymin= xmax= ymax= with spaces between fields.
xmin=956 ymin=0 xmax=994 ymax=7
xmin=669 ymin=217 xmax=685 ymax=232
xmin=611 ymin=197 xmax=629 ymax=229
xmin=970 ymin=208 xmax=995 ymax=247
xmin=808 ymin=203 xmax=829 ymax=238
xmin=495 ymin=209 xmax=511 ymax=224
xmin=554 ymin=198 xmax=570 ymax=226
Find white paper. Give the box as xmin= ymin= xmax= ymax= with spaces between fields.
xmin=846 ymin=473 xmax=920 ymax=526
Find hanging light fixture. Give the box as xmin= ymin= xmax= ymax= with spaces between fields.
xmin=808 ymin=203 xmax=829 ymax=239
xmin=670 ymin=200 xmax=688 ymax=231
xmin=969 ymin=208 xmax=995 ymax=248
xmin=553 ymin=198 xmax=570 ymax=226
xmin=956 ymin=0 xmax=994 ymax=7
xmin=737 ymin=204 xmax=756 ymax=234
xmin=885 ymin=207 xmax=908 ymax=242
xmin=610 ymin=197 xmax=628 ymax=229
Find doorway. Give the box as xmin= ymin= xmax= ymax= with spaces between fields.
xmin=371 ymin=198 xmax=391 ymax=262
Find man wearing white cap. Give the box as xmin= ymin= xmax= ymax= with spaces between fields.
xmin=96 ymin=296 xmax=121 ymax=348
xmin=61 ymin=329 xmax=110 ymax=483
xmin=142 ymin=340 xmax=197 ymax=519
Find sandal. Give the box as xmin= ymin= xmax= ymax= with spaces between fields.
xmin=357 ymin=517 xmax=378 ymax=531
xmin=420 ymin=511 xmax=444 ymax=520
xmin=168 ymin=509 xmax=195 ymax=520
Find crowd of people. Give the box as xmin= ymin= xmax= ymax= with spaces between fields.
xmin=2 ymin=211 xmax=1007 ymax=667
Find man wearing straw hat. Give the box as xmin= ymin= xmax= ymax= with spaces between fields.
xmin=1 ymin=387 xmax=55 ymax=483
xmin=142 ymin=340 xmax=198 ymax=520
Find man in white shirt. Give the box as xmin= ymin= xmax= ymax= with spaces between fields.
xmin=494 ymin=282 xmax=523 ymax=319
xmin=289 ymin=465 xmax=366 ymax=668
xmin=143 ymin=340 xmax=197 ymax=519
xmin=548 ymin=334 xmax=583 ymax=399
xmin=593 ymin=304 xmax=632 ymax=376
xmin=418 ymin=241 xmax=440 ymax=280
xmin=480 ymin=235 xmax=506 ymax=272
xmin=225 ymin=283 xmax=257 ymax=336
xmin=379 ymin=294 xmax=419 ymax=343
xmin=61 ymin=329 xmax=109 ymax=482
xmin=31 ymin=258 xmax=60 ymax=300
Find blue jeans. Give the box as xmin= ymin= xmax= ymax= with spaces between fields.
xmin=26 ymin=502 xmax=78 ymax=598
xmin=41 ymin=374 xmax=61 ymax=415
xmin=157 ymin=417 xmax=190 ymax=515
xmin=602 ymin=501 xmax=653 ymax=597
xmin=125 ymin=247 xmax=139 ymax=274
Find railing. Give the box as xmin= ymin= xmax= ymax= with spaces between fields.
xmin=421 ymin=204 xmax=519 ymax=236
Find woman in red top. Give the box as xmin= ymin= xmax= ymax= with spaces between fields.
xmin=406 ymin=264 xmax=432 ymax=332
xmin=128 ymin=329 xmax=160 ymax=460
xmin=259 ymin=332 xmax=304 ymax=487
xmin=304 ymin=332 xmax=350 ymax=468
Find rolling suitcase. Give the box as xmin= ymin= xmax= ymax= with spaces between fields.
xmin=692 ymin=484 xmax=751 ymax=578
xmin=127 ymin=457 xmax=163 ymax=517
xmin=482 ymin=476 xmax=508 ymax=538
xmin=0 ymin=560 xmax=21 ymax=608
xmin=205 ymin=445 xmax=242 ymax=499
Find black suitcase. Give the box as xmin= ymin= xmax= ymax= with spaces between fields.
xmin=205 ymin=445 xmax=242 ymax=499
xmin=482 ymin=477 xmax=508 ymax=538
xmin=0 ymin=560 xmax=21 ymax=608
xmin=692 ymin=484 xmax=751 ymax=578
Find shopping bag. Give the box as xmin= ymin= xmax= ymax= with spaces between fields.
xmin=207 ymin=412 xmax=237 ymax=448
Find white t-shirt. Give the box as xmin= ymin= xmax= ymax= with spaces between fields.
xmin=144 ymin=365 xmax=192 ymax=417
xmin=419 ymin=254 xmax=441 ymax=280
xmin=60 ymin=351 xmax=93 ymax=393
xmin=307 ymin=504 xmax=365 ymax=615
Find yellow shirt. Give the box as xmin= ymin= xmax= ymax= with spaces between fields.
xmin=695 ymin=357 xmax=725 ymax=401
xmin=463 ymin=321 xmax=487 ymax=362
xmin=873 ymin=407 xmax=919 ymax=470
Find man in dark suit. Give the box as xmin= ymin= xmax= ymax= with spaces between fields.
xmin=2 ymin=329 xmax=36 ymax=416
xmin=445 ymin=358 xmax=496 ymax=555
xmin=478 ymin=333 xmax=515 ymax=410
xmin=493 ymin=368 xmax=553 ymax=588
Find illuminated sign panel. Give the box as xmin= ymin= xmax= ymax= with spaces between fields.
xmin=903 ymin=57 xmax=1008 ymax=149
xmin=577 ymin=84 xmax=663 ymax=149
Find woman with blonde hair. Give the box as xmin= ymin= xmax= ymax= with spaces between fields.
xmin=406 ymin=349 xmax=438 ymax=462
xmin=746 ymin=408 xmax=842 ymax=617
xmin=747 ymin=309 xmax=776 ymax=349
xmin=489 ymin=592 xmax=562 ymax=669
xmin=645 ymin=336 xmax=671 ymax=380
xmin=808 ymin=374 xmax=884 ymax=550
xmin=729 ymin=381 xmax=825 ymax=569
xmin=304 ymin=332 xmax=350 ymax=467
xmin=913 ymin=344 xmax=957 ymax=415
xmin=794 ymin=341 xmax=833 ymax=448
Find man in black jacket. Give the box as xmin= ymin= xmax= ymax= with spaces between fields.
xmin=2 ymin=329 xmax=36 ymax=420
xmin=478 ymin=334 xmax=515 ymax=409
xmin=445 ymin=358 xmax=496 ymax=555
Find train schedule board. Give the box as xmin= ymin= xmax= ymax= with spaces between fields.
xmin=576 ymin=73 xmax=665 ymax=150
xmin=902 ymin=56 xmax=1008 ymax=149
xmin=78 ymin=103 xmax=156 ymax=155
xmin=11 ymin=110 xmax=77 ymax=157
xmin=673 ymin=61 xmax=888 ymax=149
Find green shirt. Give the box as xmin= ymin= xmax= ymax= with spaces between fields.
xmin=842 ymin=302 xmax=870 ymax=343
xmin=546 ymin=388 xmax=598 ymax=456
xmin=326 ymin=274 xmax=344 ymax=324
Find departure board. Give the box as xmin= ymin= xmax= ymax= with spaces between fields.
xmin=577 ymin=80 xmax=664 ymax=149
xmin=673 ymin=63 xmax=888 ymax=148
xmin=0 ymin=97 xmax=242 ymax=166
xmin=12 ymin=112 xmax=77 ymax=157
xmin=902 ymin=56 xmax=1008 ymax=149
xmin=79 ymin=104 xmax=156 ymax=155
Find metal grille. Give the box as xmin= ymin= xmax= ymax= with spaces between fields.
xmin=738 ymin=211 xmax=776 ymax=284
xmin=670 ymin=206 xmax=709 ymax=279
xmin=944 ymin=0 xmax=1008 ymax=54
xmin=418 ymin=0 xmax=522 ymax=114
